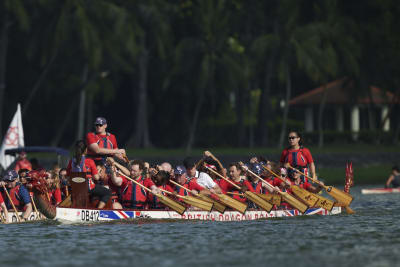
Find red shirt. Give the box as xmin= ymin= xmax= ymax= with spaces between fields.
xmin=120 ymin=176 xmax=155 ymax=208
xmin=280 ymin=147 xmax=313 ymax=167
xmin=66 ymin=157 xmax=98 ymax=190
xmin=15 ymin=159 xmax=32 ymax=172
xmin=86 ymin=132 xmax=118 ymax=160
xmin=147 ymin=184 xmax=174 ymax=209
xmin=0 ymin=192 xmax=4 ymax=204
xmin=49 ymin=188 xmax=62 ymax=205
xmin=174 ymin=178 xmax=205 ymax=197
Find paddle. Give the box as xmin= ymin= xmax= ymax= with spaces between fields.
xmin=1 ymin=184 xmax=21 ymax=222
xmin=256 ymin=193 xmax=282 ymax=206
xmin=158 ymin=188 xmax=214 ymax=212
xmin=287 ymin=165 xmax=354 ymax=206
xmin=206 ymin=167 xmax=273 ymax=212
xmin=30 ymin=195 xmax=41 ymax=219
xmin=116 ymin=171 xmax=186 ymax=215
xmin=169 ymin=180 xmax=226 ymax=213
xmin=237 ymin=163 xmax=309 ymax=214
xmin=260 ymin=164 xmax=319 ymax=207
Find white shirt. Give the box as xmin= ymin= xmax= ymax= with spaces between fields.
xmin=195 ymin=171 xmax=217 ymax=189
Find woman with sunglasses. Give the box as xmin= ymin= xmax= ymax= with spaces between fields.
xmin=279 ymin=131 xmax=316 ymax=181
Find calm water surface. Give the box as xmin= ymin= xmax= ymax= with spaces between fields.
xmin=0 ymin=185 xmax=399 ymax=267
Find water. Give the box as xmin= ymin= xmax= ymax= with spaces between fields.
xmin=1 ymin=185 xmax=399 ymax=267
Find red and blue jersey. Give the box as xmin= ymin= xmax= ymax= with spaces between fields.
xmin=86 ymin=132 xmax=118 ymax=161
xmin=4 ymin=184 xmax=31 ymax=210
xmin=280 ymin=147 xmax=313 ymax=168
xmin=148 ymin=184 xmax=174 ymax=209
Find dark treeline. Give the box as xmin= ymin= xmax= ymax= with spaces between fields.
xmin=1 ymin=0 xmax=400 ymax=150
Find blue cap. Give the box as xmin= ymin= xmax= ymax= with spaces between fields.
xmin=94 ymin=117 xmax=107 ymax=125
xmin=251 ymin=163 xmax=262 ymax=175
xmin=3 ymin=170 xmax=18 ymax=181
xmin=174 ymin=165 xmax=186 ymax=175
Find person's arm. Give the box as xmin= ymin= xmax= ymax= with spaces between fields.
xmin=204 ymin=151 xmax=224 ymax=172
xmin=87 ymin=159 xmax=99 ymax=181
xmin=21 ymin=203 xmax=32 ymax=221
xmin=1 ymin=202 xmax=9 ymax=223
xmin=54 ymin=188 xmax=62 ymax=205
xmin=107 ymin=157 xmax=130 ymax=177
xmin=88 ymin=143 xmax=126 ymax=156
xmin=386 ymin=174 xmax=394 ymax=188
xmin=109 ymin=165 xmax=123 ymax=187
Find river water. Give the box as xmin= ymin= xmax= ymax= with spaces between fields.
xmin=0 ymin=185 xmax=399 ymax=267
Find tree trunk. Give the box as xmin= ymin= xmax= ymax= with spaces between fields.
xmin=76 ymin=65 xmax=88 ymax=140
xmin=0 ymin=10 xmax=9 ymax=140
xmin=317 ymin=85 xmax=329 ymax=147
xmin=248 ymin=81 xmax=255 ymax=148
xmin=86 ymin=92 xmax=93 ymax=135
xmin=257 ymin=54 xmax=276 ymax=147
xmin=51 ymin=101 xmax=78 ymax=146
xmin=22 ymin=52 xmax=57 ymax=116
xmin=186 ymin=58 xmax=213 ymax=154
xmin=128 ymin=37 xmax=152 ymax=148
xmin=235 ymin=84 xmax=245 ymax=146
xmin=278 ymin=64 xmax=291 ymax=148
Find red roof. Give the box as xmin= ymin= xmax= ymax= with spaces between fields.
xmin=289 ymin=78 xmax=398 ymax=105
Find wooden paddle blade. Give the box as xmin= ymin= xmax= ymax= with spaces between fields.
xmin=216 ymin=194 xmax=247 ymax=214
xmin=310 ymin=193 xmax=335 ymax=211
xmin=244 ymin=191 xmax=273 ymax=212
xmin=257 ymin=193 xmax=282 ymax=206
xmin=291 ymin=186 xmax=319 ymax=207
xmin=157 ymin=194 xmax=187 ymax=215
xmin=280 ymin=192 xmax=309 ymax=214
xmin=197 ymin=195 xmax=226 ymax=213
xmin=344 ymin=206 xmax=355 ymax=214
xmin=182 ymin=196 xmax=214 ymax=212
xmin=58 ymin=195 xmax=72 ymax=208
xmin=326 ymin=186 xmax=353 ymax=206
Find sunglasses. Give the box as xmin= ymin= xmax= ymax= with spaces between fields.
xmin=288 ymin=136 xmax=298 ymax=140
xmin=95 ymin=124 xmax=104 ymax=127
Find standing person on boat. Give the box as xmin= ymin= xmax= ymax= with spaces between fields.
xmin=66 ymin=140 xmax=111 ymax=209
xmin=280 ymin=131 xmax=317 ymax=180
xmin=86 ymin=117 xmax=126 ymax=163
xmin=1 ymin=170 xmax=32 ymax=221
xmin=183 ymin=157 xmax=222 ymax=194
xmin=385 ymin=166 xmax=400 ymax=188
xmin=109 ymin=159 xmax=160 ymax=209
xmin=14 ymin=152 xmax=32 ymax=172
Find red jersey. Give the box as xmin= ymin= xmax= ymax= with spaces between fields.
xmin=280 ymin=147 xmax=313 ymax=168
xmin=148 ymin=184 xmax=174 ymax=209
xmin=120 ymin=176 xmax=155 ymax=208
xmin=49 ymin=188 xmax=62 ymax=205
xmin=174 ymin=178 xmax=205 ymax=199
xmin=0 ymin=192 xmax=3 ymax=204
xmin=66 ymin=156 xmax=98 ymax=190
xmin=86 ymin=132 xmax=118 ymax=160
xmin=247 ymin=181 xmax=263 ymax=194
xmin=220 ymin=178 xmax=252 ymax=203
xmin=15 ymin=159 xmax=32 ymax=172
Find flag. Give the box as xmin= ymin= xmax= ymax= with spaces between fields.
xmin=0 ymin=103 xmax=25 ymax=169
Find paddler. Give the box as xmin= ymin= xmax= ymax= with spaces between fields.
xmin=109 ymin=159 xmax=160 ymax=209
xmin=147 ymin=170 xmax=174 ymax=209
xmin=0 ymin=187 xmax=9 ymax=223
xmin=286 ymin=166 xmax=323 ymax=194
xmin=173 ymin=165 xmax=209 ymax=198
xmin=219 ymin=163 xmax=252 ymax=203
xmin=86 ymin=117 xmax=126 ymax=163
xmin=385 ymin=166 xmax=400 ymax=188
xmin=1 ymin=170 xmax=32 ymax=221
xmin=183 ymin=157 xmax=222 ymax=194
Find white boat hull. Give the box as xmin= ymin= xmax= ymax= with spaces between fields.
xmin=54 ymin=207 xmax=342 ymax=223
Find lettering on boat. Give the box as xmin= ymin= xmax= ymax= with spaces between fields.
xmin=81 ymin=210 xmax=99 ymax=222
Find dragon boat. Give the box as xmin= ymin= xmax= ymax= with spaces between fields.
xmin=19 ymin=171 xmax=346 ymax=224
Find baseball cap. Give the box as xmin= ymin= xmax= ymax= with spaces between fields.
xmin=3 ymin=170 xmax=18 ymax=182
xmin=251 ymin=163 xmax=262 ymax=175
xmin=94 ymin=117 xmax=107 ymax=125
xmin=174 ymin=165 xmax=186 ymax=175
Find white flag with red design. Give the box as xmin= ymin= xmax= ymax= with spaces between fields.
xmin=0 ymin=103 xmax=25 ymax=169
